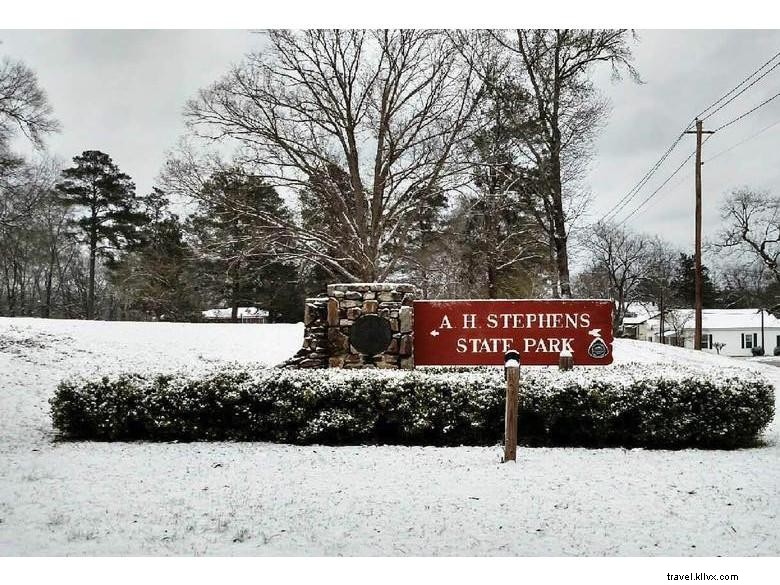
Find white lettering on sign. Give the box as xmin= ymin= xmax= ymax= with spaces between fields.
xmin=434 ymin=312 xmax=592 ymax=331
xmin=430 ymin=311 xmax=593 ymax=354
xmin=523 ymin=337 xmax=574 ymax=353
xmin=456 ymin=338 xmax=514 ymax=353
xmin=414 ymin=300 xmax=613 ymax=366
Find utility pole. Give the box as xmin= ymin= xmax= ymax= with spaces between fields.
xmin=685 ymin=119 xmax=714 ymax=350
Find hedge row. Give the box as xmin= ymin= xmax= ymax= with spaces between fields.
xmin=50 ymin=364 xmax=776 ymax=448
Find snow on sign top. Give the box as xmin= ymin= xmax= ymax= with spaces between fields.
xmin=413 ymin=299 xmax=614 ymax=366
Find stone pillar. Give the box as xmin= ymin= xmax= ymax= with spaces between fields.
xmin=325 ymin=283 xmax=417 ymax=369
xmin=281 ymin=283 xmax=419 ymax=369
xmin=281 ymin=296 xmax=329 ymax=368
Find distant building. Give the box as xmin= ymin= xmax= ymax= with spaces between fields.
xmin=623 ymin=307 xmax=780 ymax=357
xmin=201 ymin=307 xmax=269 ymax=323
xmin=620 ymin=303 xmax=659 ymax=340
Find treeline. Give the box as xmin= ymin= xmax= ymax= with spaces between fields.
xmin=5 ymin=30 xmax=779 ymax=324
xmin=578 ymin=216 xmax=780 ymax=335
xmin=0 ymin=151 xmax=312 ymax=321
xmin=1 ymin=30 xmax=645 ymax=321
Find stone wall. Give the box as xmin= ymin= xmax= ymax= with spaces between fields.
xmin=282 ymin=296 xmax=329 ymax=368
xmin=282 ymin=283 xmax=418 ymax=369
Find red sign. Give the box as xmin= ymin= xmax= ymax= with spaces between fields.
xmin=413 ymin=299 xmax=614 ymax=366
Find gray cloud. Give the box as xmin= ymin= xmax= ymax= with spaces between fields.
xmin=2 ymin=29 xmax=780 ymax=267
xmin=1 ymin=29 xmax=264 ymax=193
xmin=589 ymin=29 xmax=780 ymax=258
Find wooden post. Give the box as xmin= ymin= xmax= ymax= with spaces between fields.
xmin=694 ymin=118 xmax=703 ymax=350
xmin=503 ymin=350 xmax=520 ymax=462
xmin=685 ymin=120 xmax=713 ymax=350
xmin=559 ymin=349 xmax=573 ymax=371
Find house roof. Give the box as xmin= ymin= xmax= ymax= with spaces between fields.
xmin=622 ymin=303 xmax=659 ymax=325
xmin=662 ymin=308 xmax=780 ymax=330
xmin=202 ymin=307 xmax=269 ymax=319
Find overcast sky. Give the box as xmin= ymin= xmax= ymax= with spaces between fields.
xmin=2 ymin=29 xmax=780 ymax=266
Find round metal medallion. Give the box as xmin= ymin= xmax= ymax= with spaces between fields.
xmin=350 ymin=314 xmax=393 ymax=356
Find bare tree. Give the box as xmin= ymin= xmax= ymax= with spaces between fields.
xmin=586 ymin=221 xmax=648 ymax=333
xmin=716 ymin=259 xmax=774 ymax=309
xmin=717 ymin=187 xmax=780 ymax=283
xmin=0 ymin=56 xmax=59 ymax=149
xmin=489 ymin=29 xmax=639 ymax=298
xmin=0 ymin=155 xmax=59 ymax=229
xmin=0 ymin=156 xmax=77 ymax=317
xmin=183 ymin=29 xmax=484 ymax=282
xmin=665 ymin=309 xmax=693 ymax=347
xmin=0 ymin=53 xmax=59 ymax=226
xmin=638 ymin=236 xmax=680 ymax=343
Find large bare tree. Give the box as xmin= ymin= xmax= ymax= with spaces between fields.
xmin=490 ymin=29 xmax=639 ymax=298
xmin=0 ymin=54 xmax=59 ymax=226
xmin=717 ymin=187 xmax=780 ymax=283
xmin=184 ymin=29 xmax=483 ymax=282
xmin=0 ymin=56 xmax=58 ymax=149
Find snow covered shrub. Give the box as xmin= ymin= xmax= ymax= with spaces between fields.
xmin=52 ymin=374 xmax=150 ymax=440
xmin=50 ymin=363 xmax=775 ymax=448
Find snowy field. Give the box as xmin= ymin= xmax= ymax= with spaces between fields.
xmin=0 ymin=317 xmax=778 ymax=556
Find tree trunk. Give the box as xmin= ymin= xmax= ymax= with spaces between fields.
xmin=107 ymin=295 xmax=116 ymax=321
xmin=87 ymin=237 xmax=96 ymax=320
xmin=359 ymin=259 xmax=377 ymax=283
xmin=487 ymin=263 xmax=498 ymax=299
xmin=9 ymin=263 xmax=18 ymax=317
xmin=553 ymin=231 xmax=571 ymax=298
xmin=43 ymin=272 xmax=53 ymax=318
xmin=43 ymin=245 xmax=57 ymax=318
xmin=547 ymin=232 xmax=560 ymax=299
xmin=617 ymin=294 xmax=626 ymax=336
xmin=549 ymin=123 xmax=572 ymax=298
xmin=230 ymin=276 xmax=240 ymax=323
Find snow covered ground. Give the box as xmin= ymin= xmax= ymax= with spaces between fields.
xmin=0 ymin=317 xmax=777 ymax=556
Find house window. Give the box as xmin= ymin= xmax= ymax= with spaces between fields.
xmin=742 ymin=333 xmax=758 ymax=349
xmin=701 ymin=334 xmax=712 ymax=349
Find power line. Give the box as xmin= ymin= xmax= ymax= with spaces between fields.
xmin=696 ymin=50 xmax=780 ymax=121
xmin=599 ymin=131 xmax=687 ymax=223
xmin=712 ymin=89 xmax=780 ymax=132
xmin=632 ymin=114 xmax=771 ymax=212
xmin=616 ymin=135 xmax=714 ymax=226
xmin=616 ymin=149 xmax=695 ymax=226
xmin=704 ymin=116 xmax=780 ymax=163
xmin=618 ymin=110 xmax=780 ymax=218
xmin=601 ymin=49 xmax=780 ymax=225
xmin=700 ymin=58 xmax=780 ymax=122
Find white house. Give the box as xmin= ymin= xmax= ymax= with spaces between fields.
xmin=630 ymin=308 xmax=780 ymax=357
xmin=201 ymin=307 xmax=270 ymax=323
xmin=621 ymin=303 xmax=659 ymax=340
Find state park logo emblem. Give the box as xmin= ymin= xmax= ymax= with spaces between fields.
xmin=587 ymin=332 xmax=609 ymax=359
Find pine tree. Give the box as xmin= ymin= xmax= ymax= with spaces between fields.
xmin=189 ymin=168 xmax=303 ymax=322
xmin=55 ymin=150 xmax=145 ymax=319
xmin=673 ymin=253 xmax=719 ymax=309
xmin=452 ymin=73 xmax=546 ymax=299
xmin=111 ymin=189 xmax=200 ymax=321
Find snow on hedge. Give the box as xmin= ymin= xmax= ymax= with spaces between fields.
xmin=51 ymin=361 xmax=774 ymax=448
